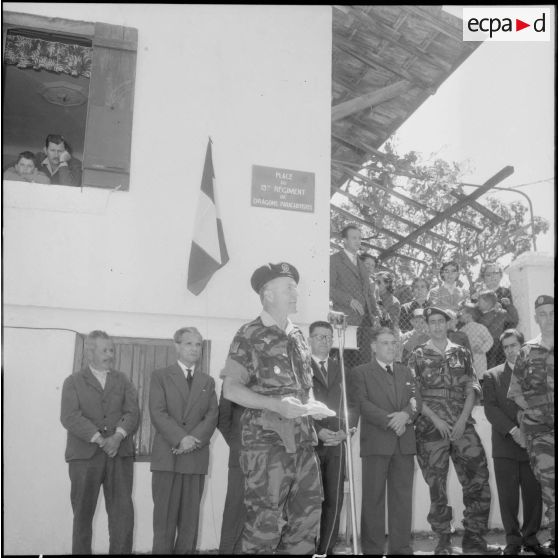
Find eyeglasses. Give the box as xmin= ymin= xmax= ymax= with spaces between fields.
xmin=311 ymin=334 xmax=333 ymax=342
xmin=443 ymin=268 xmax=458 ymax=273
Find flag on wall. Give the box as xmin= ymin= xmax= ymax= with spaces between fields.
xmin=187 ymin=139 xmax=229 ymax=295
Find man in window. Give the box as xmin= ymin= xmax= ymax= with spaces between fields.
xmin=36 ymin=133 xmax=82 ymax=186
xmin=149 ymin=327 xmax=218 ymax=554
xmin=3 ymin=151 xmax=50 ymax=184
xmin=60 ymin=330 xmax=139 ymax=554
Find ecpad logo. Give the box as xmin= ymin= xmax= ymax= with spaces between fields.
xmin=463 ymin=8 xmax=551 ymax=42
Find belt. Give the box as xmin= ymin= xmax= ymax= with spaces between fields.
xmin=421 ymin=388 xmax=464 ymax=401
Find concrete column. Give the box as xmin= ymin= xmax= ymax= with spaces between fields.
xmin=507 ymin=251 xmax=554 ymax=340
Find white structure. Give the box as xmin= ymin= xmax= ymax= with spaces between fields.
xmin=5 ymin=4 xmax=551 ymax=556
xmin=507 ymin=251 xmax=555 ymax=339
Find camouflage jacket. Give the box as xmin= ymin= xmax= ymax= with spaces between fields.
xmin=408 ymin=339 xmax=481 ymax=426
xmin=508 ymin=336 xmax=554 ymax=433
xmin=223 ymin=312 xmax=316 ymax=449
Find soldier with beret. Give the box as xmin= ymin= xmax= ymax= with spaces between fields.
xmin=508 ymin=295 xmax=555 ymax=553
xmin=220 ymin=262 xmax=332 ymax=554
xmin=408 ymin=307 xmax=499 ymax=555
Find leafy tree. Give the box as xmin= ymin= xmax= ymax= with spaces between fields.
xmin=331 ymin=141 xmax=548 ymax=298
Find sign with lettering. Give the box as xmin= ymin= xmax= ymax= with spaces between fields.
xmin=251 ymin=165 xmax=315 ymax=213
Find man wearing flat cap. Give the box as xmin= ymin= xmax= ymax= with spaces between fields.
xmin=508 ymin=295 xmax=554 ymax=552
xmin=221 ymin=262 xmax=331 ymax=554
xmin=408 ymin=307 xmax=499 ymax=555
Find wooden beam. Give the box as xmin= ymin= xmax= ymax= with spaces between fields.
xmin=332 ymin=186 xmax=460 ymax=247
xmin=352 ymin=7 xmax=451 ymax=72
xmin=451 ymin=187 xmax=506 ymax=225
xmin=332 ymin=162 xmax=484 ymax=233
xmin=332 ymin=80 xmax=411 ymax=122
xmin=380 ymin=166 xmax=514 ymax=259
xmin=331 ymin=133 xmax=384 ymax=158
xmin=333 ymin=41 xmax=433 ymax=91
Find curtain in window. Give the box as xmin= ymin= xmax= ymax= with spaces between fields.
xmin=3 ymin=34 xmax=92 ymax=78
xmin=73 ymin=333 xmax=212 ymax=460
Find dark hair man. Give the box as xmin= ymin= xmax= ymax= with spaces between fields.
xmin=36 ymin=134 xmax=82 ymax=186
xmin=308 ymin=320 xmax=358 ymax=555
xmin=399 ymin=277 xmax=430 ymax=332
xmin=60 ymin=330 xmax=139 ymax=554
xmin=408 ymin=308 xmax=499 ymax=555
xmin=221 ymin=262 xmax=332 ymax=554
xmin=149 ymin=327 xmax=218 ymax=554
xmin=508 ymin=296 xmax=555 ymax=553
xmin=478 ymin=289 xmax=518 ymax=368
xmin=350 ymin=327 xmax=418 ymax=555
xmin=483 ymin=329 xmax=550 ymax=556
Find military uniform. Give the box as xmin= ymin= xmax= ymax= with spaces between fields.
xmin=220 ymin=311 xmax=322 ymax=554
xmin=508 ymin=334 xmax=554 ymax=541
xmin=408 ymin=338 xmax=492 ymax=537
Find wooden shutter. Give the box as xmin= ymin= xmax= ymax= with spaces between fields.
xmin=72 ymin=333 xmax=212 ymax=460
xmin=82 ymin=22 xmax=137 ymax=190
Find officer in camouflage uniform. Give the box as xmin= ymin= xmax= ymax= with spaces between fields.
xmin=221 ymin=262 xmax=329 ymax=554
xmin=508 ymin=295 xmax=554 ymax=552
xmin=408 ymin=306 xmax=500 ymax=555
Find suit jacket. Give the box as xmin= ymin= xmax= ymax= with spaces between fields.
xmin=350 ymin=359 xmax=418 ymax=456
xmin=330 ymin=250 xmax=378 ymax=326
xmin=60 ymin=367 xmax=139 ymax=462
xmin=483 ymin=363 xmax=529 ymax=461
xmin=217 ymin=391 xmax=245 ymax=468
xmin=149 ymin=363 xmax=218 ymax=474
xmin=311 ymin=357 xmax=359 ymax=456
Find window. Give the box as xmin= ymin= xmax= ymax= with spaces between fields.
xmin=2 ymin=12 xmax=137 ymax=190
xmin=72 ymin=333 xmax=212 ymax=461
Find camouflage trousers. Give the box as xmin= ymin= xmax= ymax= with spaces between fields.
xmin=416 ymin=423 xmax=491 ymax=535
xmin=239 ymin=442 xmax=323 ymax=554
xmin=525 ymin=429 xmax=555 ymax=539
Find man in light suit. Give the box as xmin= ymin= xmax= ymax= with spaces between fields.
xmin=350 ymin=327 xmax=418 ymax=555
xmin=61 ymin=330 xmax=139 ymax=554
xmin=330 ymin=224 xmax=379 ymax=363
xmin=483 ymin=329 xmax=549 ymax=556
xmin=309 ymin=320 xmax=359 ymax=555
xmin=149 ymin=327 xmax=218 ymax=554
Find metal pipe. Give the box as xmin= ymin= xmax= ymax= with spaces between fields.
xmin=334 ymin=323 xmax=360 ymax=555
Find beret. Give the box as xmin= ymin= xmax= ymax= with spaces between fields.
xmin=424 ymin=306 xmax=451 ymax=321
xmin=250 ymin=262 xmax=299 ymax=293
xmin=535 ymin=295 xmax=554 ymax=309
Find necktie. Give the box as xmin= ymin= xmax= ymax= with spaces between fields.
xmin=186 ymin=368 xmax=193 ymax=387
xmin=386 ymin=364 xmax=394 ymax=377
xmin=319 ymin=361 xmax=328 ymax=383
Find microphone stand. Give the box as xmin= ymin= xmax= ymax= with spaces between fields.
xmin=333 ymin=319 xmax=360 ymax=555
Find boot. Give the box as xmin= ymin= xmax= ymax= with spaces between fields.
xmin=435 ymin=533 xmax=453 ymax=555
xmin=461 ymin=531 xmax=502 ymax=555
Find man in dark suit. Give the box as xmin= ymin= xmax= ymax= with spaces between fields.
xmin=60 ymin=330 xmax=139 ymax=554
xmin=350 ymin=327 xmax=419 ymax=555
xmin=308 ymin=320 xmax=359 ymax=555
xmin=217 ymin=391 xmax=246 ymax=554
xmin=330 ymin=224 xmax=379 ymax=364
xmin=484 ymin=329 xmax=550 ymax=556
xmin=149 ymin=327 xmax=218 ymax=554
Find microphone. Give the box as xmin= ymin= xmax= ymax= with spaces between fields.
xmin=328 ymin=309 xmax=347 ymax=330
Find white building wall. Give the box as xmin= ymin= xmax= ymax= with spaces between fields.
xmin=3 ymin=4 xmax=332 ymax=555
xmin=2 ymin=4 xmax=518 ymax=556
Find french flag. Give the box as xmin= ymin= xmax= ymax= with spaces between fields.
xmin=187 ymin=139 xmax=229 ymax=295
